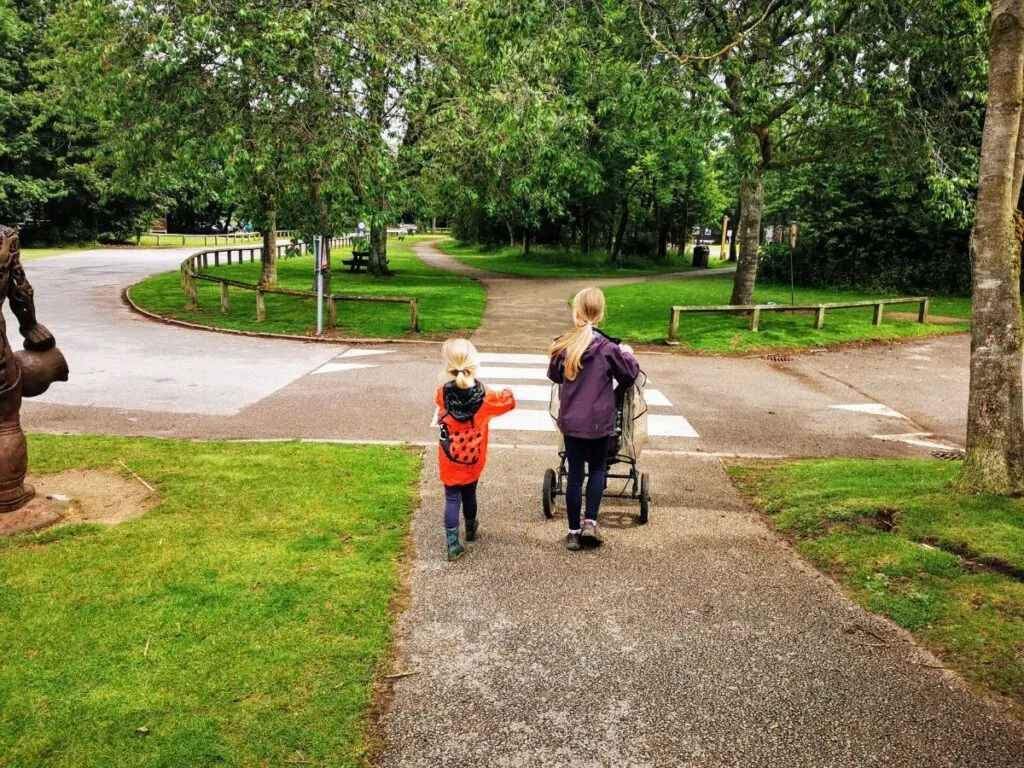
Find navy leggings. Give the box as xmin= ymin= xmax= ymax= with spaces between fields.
xmin=564 ymin=435 xmax=610 ymax=531
xmin=444 ymin=481 xmax=478 ymax=529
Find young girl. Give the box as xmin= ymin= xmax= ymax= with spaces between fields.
xmin=433 ymin=338 xmax=516 ymax=561
xmin=547 ymin=287 xmax=639 ymax=551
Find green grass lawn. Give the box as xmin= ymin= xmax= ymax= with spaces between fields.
xmin=1 ymin=434 xmax=421 ymax=767
xmin=129 ymin=240 xmax=485 ymax=338
xmin=729 ymin=459 xmax=1024 ymax=713
xmin=134 ymin=234 xmax=263 ymax=248
xmin=601 ymin=277 xmax=971 ymax=352
xmin=438 ymin=240 xmax=731 ymax=278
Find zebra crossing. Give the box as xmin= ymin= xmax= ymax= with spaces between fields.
xmin=477 ymin=353 xmax=699 ymax=438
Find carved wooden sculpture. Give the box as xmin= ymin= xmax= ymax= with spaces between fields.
xmin=0 ymin=225 xmax=68 ymax=513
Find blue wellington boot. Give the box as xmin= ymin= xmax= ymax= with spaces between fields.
xmin=445 ymin=527 xmax=465 ymax=561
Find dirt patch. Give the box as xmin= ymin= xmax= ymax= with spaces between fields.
xmin=29 ymin=470 xmax=158 ymax=525
xmin=887 ymin=312 xmax=967 ymax=326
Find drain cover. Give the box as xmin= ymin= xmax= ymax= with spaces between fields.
xmin=765 ymin=354 xmax=793 ymax=363
xmin=932 ymin=450 xmax=965 ymax=461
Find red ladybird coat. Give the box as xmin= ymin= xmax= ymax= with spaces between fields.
xmin=435 ymin=385 xmax=516 ymax=486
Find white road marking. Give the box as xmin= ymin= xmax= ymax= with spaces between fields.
xmin=831 ymin=403 xmax=907 ymax=419
xmin=490 ymin=383 xmax=672 ymax=407
xmin=872 ymin=432 xmax=961 ymax=451
xmin=339 ymin=349 xmax=393 ymax=359
xmin=648 ymin=415 xmax=700 ymax=438
xmin=477 ymin=352 xmax=550 ymax=365
xmin=311 ymin=362 xmax=376 ymax=375
xmin=478 ymin=366 xmax=550 ymax=381
xmin=490 ymin=409 xmax=699 ymax=438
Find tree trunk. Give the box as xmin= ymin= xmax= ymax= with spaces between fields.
xmin=729 ymin=178 xmax=764 ymax=305
xmin=507 ymin=222 xmax=515 ymax=248
xmin=960 ymin=0 xmax=1024 ymax=494
xmin=522 ymin=230 xmax=532 ymax=258
xmin=729 ymin=196 xmax=741 ymax=262
xmin=610 ymin=199 xmax=629 ymax=265
xmin=260 ymin=214 xmax=277 ymax=286
xmin=369 ymin=223 xmax=391 ymax=276
xmin=580 ymin=205 xmax=591 ymax=254
xmin=657 ymin=204 xmax=670 ymax=261
xmin=678 ymin=197 xmax=690 ymax=260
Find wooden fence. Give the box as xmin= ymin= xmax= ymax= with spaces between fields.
xmin=178 ymin=238 xmax=419 ymax=333
xmin=667 ymin=297 xmax=930 ymax=344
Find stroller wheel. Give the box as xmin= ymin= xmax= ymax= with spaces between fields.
xmin=542 ymin=468 xmax=557 ymax=519
xmin=638 ymin=473 xmax=651 ymax=525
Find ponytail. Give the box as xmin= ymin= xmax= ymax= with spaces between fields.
xmin=441 ymin=338 xmax=480 ymax=389
xmin=549 ymin=324 xmax=594 ymax=381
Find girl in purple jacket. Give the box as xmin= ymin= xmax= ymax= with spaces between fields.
xmin=548 ymin=287 xmax=640 ymax=551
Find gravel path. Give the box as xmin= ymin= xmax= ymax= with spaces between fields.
xmin=378 ymin=450 xmax=1024 ymax=767
xmin=413 ymin=240 xmax=736 ymax=349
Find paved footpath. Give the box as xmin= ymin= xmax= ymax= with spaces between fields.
xmin=14 ymin=245 xmax=1024 ymax=765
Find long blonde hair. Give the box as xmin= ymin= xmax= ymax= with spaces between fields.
xmin=549 ymin=287 xmax=606 ymax=381
xmin=441 ymin=338 xmax=480 ymax=389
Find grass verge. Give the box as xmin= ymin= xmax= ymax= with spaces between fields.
xmin=1 ymin=435 xmax=421 ymax=767
xmin=601 ymin=277 xmax=971 ymax=353
xmin=729 ymin=459 xmax=1024 ymax=714
xmin=129 ymin=240 xmax=485 ymax=338
xmin=437 ymin=240 xmax=730 ymax=278
xmin=22 ymin=246 xmax=98 ymax=262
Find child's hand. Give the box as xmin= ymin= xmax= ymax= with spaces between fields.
xmin=620 ymin=343 xmax=634 ymax=356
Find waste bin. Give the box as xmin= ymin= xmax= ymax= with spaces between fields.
xmin=692 ymin=245 xmax=710 ymax=268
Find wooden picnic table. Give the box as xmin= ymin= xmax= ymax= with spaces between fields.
xmin=342 ymin=249 xmax=371 ymax=273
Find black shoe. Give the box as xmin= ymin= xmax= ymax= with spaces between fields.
xmin=565 ymin=532 xmax=583 ymax=551
xmin=465 ymin=517 xmax=479 ymax=542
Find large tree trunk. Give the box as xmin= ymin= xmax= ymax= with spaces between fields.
xmin=960 ymin=0 xmax=1024 ymax=494
xmin=369 ymin=223 xmax=391 ymax=276
xmin=610 ymin=199 xmax=629 ymax=265
xmin=522 ymin=229 xmax=532 ymax=258
xmin=729 ymin=178 xmax=764 ymax=305
xmin=580 ymin=205 xmax=591 ymax=254
xmin=507 ymin=222 xmax=515 ymax=247
xmin=260 ymin=213 xmax=277 ymax=286
xmin=729 ymin=196 xmax=741 ymax=262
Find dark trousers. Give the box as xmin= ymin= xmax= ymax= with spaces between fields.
xmin=444 ymin=481 xmax=478 ymax=529
xmin=564 ymin=435 xmax=610 ymax=531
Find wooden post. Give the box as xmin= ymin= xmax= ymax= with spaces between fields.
xmin=214 ymin=251 xmax=220 ymax=267
xmin=409 ymin=298 xmax=420 ymax=332
xmin=182 ymin=236 xmax=186 ymax=246
xmin=256 ymin=289 xmax=266 ymax=321
xmin=750 ymin=307 xmax=761 ymax=332
xmin=873 ymin=302 xmax=884 ymax=327
xmin=918 ymin=298 xmax=929 ymax=324
xmin=202 ymin=253 xmax=208 ymax=269
xmin=328 ymin=297 xmax=337 ymax=329
xmin=815 ymin=305 xmax=826 ymax=329
xmin=186 ymin=273 xmax=197 ymax=306
xmin=220 ymin=282 xmax=229 ymax=314
xmin=667 ymin=307 xmax=681 ymax=345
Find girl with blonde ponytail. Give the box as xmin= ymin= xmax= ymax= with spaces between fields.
xmin=433 ymin=338 xmax=516 ymax=561
xmin=547 ymin=288 xmax=639 ymax=551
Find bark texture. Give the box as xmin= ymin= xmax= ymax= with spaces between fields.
xmin=729 ymin=178 xmax=764 ymax=305
xmin=260 ymin=214 xmax=277 ymax=286
xmin=369 ymin=224 xmax=391 ymax=277
xmin=961 ymin=0 xmax=1024 ymax=493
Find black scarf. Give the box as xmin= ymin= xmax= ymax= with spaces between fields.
xmin=442 ymin=380 xmax=486 ymax=422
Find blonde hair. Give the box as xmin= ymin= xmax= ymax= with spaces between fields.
xmin=549 ymin=287 xmax=606 ymax=381
xmin=441 ymin=338 xmax=480 ymax=389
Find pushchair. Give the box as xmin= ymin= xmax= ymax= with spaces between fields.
xmin=542 ymin=371 xmax=651 ymax=524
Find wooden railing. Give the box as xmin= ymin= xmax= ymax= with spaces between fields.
xmin=178 ymin=238 xmax=419 ymax=333
xmin=667 ymin=297 xmax=930 ymax=344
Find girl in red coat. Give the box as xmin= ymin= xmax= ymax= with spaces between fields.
xmin=432 ymin=338 xmax=516 ymax=560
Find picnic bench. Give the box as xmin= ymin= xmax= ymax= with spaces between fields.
xmin=666 ymin=297 xmax=930 ymax=344
xmin=342 ymin=248 xmax=372 ymax=273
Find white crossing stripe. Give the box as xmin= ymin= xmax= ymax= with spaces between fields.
xmin=490 ymin=409 xmax=699 ymax=438
xmin=477 ymin=352 xmax=550 ymax=365
xmin=339 ymin=349 xmax=393 ymax=359
xmin=312 ymin=362 xmax=376 ymax=375
xmin=491 ymin=383 xmax=672 ymax=407
xmin=831 ymin=403 xmax=906 ymax=419
xmin=872 ymin=432 xmax=961 ymax=451
xmin=478 ymin=366 xmax=550 ymax=381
